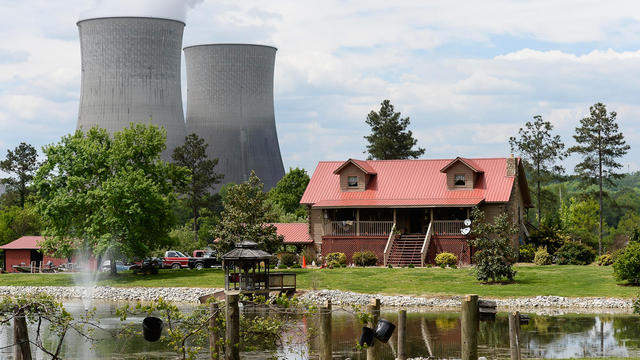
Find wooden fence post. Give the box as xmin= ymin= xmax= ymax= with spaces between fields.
xmin=319 ymin=300 xmax=332 ymax=360
xmin=367 ymin=298 xmax=380 ymax=360
xmin=397 ymin=309 xmax=407 ymax=360
xmin=461 ymin=294 xmax=478 ymax=360
xmin=508 ymin=311 xmax=521 ymax=360
xmin=209 ymin=302 xmax=220 ymax=360
xmin=13 ymin=309 xmax=32 ymax=360
xmin=225 ymin=292 xmax=240 ymax=360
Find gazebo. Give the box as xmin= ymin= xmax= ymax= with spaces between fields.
xmin=222 ymin=241 xmax=296 ymax=293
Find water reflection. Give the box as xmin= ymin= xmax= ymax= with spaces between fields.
xmin=0 ymin=301 xmax=638 ymax=359
xmin=312 ymin=311 xmax=640 ymax=360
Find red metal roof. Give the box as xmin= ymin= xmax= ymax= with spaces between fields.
xmin=333 ymin=158 xmax=377 ymax=175
xmin=0 ymin=236 xmax=44 ymax=250
xmin=273 ymin=223 xmax=313 ymax=244
xmin=301 ymin=158 xmax=521 ymax=208
xmin=440 ymin=157 xmax=484 ymax=173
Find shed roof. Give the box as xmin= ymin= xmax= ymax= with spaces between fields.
xmin=273 ymin=223 xmax=313 ymax=244
xmin=301 ymin=157 xmax=529 ymax=208
xmin=0 ymin=236 xmax=43 ymax=250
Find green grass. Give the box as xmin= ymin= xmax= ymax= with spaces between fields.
xmin=1 ymin=265 xmax=638 ymax=298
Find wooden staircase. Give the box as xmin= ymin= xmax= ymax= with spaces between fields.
xmin=387 ymin=234 xmax=424 ymax=267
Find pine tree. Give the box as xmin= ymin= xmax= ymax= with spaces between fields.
xmin=0 ymin=142 xmax=39 ymax=209
xmin=509 ymin=115 xmax=566 ymax=224
xmin=569 ymin=103 xmax=630 ymax=255
xmin=364 ymin=100 xmax=425 ymax=160
xmin=172 ymin=134 xmax=224 ymax=243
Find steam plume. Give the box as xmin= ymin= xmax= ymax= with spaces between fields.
xmin=79 ymin=0 xmax=204 ymax=22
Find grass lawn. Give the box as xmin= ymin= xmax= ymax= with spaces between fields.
xmin=1 ymin=265 xmax=638 ymax=298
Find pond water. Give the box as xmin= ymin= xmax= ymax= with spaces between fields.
xmin=0 ymin=301 xmax=639 ymax=359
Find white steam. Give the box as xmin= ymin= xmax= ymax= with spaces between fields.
xmin=79 ymin=0 xmax=204 ymax=22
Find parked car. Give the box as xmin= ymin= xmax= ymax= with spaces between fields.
xmin=188 ymin=249 xmax=221 ymax=270
xmin=100 ymin=260 xmax=132 ymax=272
xmin=130 ymin=258 xmax=162 ymax=275
xmin=162 ymin=251 xmax=190 ymax=269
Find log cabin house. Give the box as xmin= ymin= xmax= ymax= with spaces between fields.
xmin=300 ymin=156 xmax=532 ymax=266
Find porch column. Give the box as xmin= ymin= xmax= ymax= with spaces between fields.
xmin=430 ymin=208 xmax=434 ymax=223
xmin=393 ymin=209 xmax=397 ymax=224
xmin=356 ymin=209 xmax=360 ymax=236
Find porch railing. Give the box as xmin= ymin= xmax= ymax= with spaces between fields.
xmin=420 ymin=222 xmax=433 ymax=267
xmin=432 ymin=220 xmax=466 ymax=236
xmin=324 ymin=221 xmax=394 ymax=236
xmin=383 ymin=223 xmax=396 ymax=266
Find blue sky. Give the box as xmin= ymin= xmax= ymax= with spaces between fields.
xmin=1 ymin=0 xmax=639 ymax=175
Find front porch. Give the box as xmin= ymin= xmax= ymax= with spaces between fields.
xmin=319 ymin=208 xmax=472 ymax=266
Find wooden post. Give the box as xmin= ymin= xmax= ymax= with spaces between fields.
xmin=13 ymin=309 xmax=32 ymax=360
xmin=209 ymin=302 xmax=220 ymax=360
xmin=508 ymin=311 xmax=521 ymax=360
xmin=461 ymin=294 xmax=478 ymax=360
xmin=319 ymin=300 xmax=332 ymax=360
xmin=397 ymin=309 xmax=407 ymax=360
xmin=225 ymin=292 xmax=240 ymax=360
xmin=367 ymin=298 xmax=380 ymax=360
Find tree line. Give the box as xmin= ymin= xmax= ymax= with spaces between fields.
xmin=0 ymin=124 xmax=310 ymax=275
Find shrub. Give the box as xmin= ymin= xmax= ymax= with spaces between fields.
xmin=291 ymin=264 xmax=302 ymax=268
xmin=534 ymin=247 xmax=553 ymax=265
xmin=613 ymin=242 xmax=640 ymax=285
xmin=408 ymin=264 xmax=415 ymax=268
xmin=469 ymin=208 xmax=518 ymax=282
xmin=597 ymin=254 xmax=614 ymax=266
xmin=519 ymin=244 xmax=535 ymax=263
xmin=555 ymin=242 xmax=596 ymax=265
xmin=277 ymin=264 xmax=288 ymax=269
xmin=527 ymin=216 xmax=567 ymax=255
xmin=352 ymin=251 xmax=378 ymax=266
xmin=280 ymin=253 xmax=298 ymax=267
xmin=301 ymin=247 xmax=317 ymax=265
xmin=326 ymin=252 xmax=346 ymax=267
xmin=435 ymin=252 xmax=458 ymax=268
xmin=387 ymin=264 xmax=393 ymax=269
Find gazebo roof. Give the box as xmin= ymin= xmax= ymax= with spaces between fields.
xmin=222 ymin=241 xmax=272 ymax=261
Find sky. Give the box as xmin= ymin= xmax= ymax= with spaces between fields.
xmin=1 ymin=0 xmax=640 ymax=175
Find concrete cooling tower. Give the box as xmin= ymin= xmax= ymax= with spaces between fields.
xmin=76 ymin=17 xmax=186 ymax=158
xmin=184 ymin=44 xmax=285 ymax=190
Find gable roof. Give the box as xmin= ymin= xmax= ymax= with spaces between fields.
xmin=301 ymin=157 xmax=528 ymax=208
xmin=333 ymin=159 xmax=377 ymax=175
xmin=0 ymin=236 xmax=44 ymax=250
xmin=440 ymin=157 xmax=484 ymax=174
xmin=273 ymin=223 xmax=313 ymax=244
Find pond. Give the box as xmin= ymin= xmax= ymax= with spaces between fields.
xmin=0 ymin=301 xmax=639 ymax=359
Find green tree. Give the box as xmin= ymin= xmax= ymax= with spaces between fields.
xmin=569 ymin=103 xmax=630 ymax=255
xmin=172 ymin=133 xmax=224 ymax=244
xmin=509 ymin=115 xmax=566 ymax=224
xmin=34 ymin=124 xmax=188 ymax=275
xmin=0 ymin=142 xmax=39 ymax=209
xmin=0 ymin=205 xmax=41 ymax=246
xmin=364 ymin=99 xmax=425 ymax=160
xmin=559 ymin=197 xmax=600 ymax=248
xmin=268 ymin=167 xmax=310 ymax=218
xmin=212 ymin=171 xmax=283 ymax=255
xmin=469 ymin=207 xmax=518 ymax=282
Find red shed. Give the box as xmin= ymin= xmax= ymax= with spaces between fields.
xmin=1 ymin=236 xmax=71 ymax=273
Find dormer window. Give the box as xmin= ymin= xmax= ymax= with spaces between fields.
xmin=454 ymin=174 xmax=466 ymax=186
xmin=348 ymin=176 xmax=358 ymax=187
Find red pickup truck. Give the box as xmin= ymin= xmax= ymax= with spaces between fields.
xmin=163 ymin=251 xmax=190 ymax=269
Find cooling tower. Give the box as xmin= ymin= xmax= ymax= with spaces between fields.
xmin=76 ymin=17 xmax=186 ymax=158
xmin=184 ymin=44 xmax=285 ymax=190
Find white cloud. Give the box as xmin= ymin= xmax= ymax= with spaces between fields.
xmin=1 ymin=0 xmax=640 ymax=173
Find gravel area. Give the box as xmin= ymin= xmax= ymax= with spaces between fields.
xmin=299 ymin=289 xmax=635 ymax=313
xmin=0 ymin=286 xmax=635 ymax=312
xmin=0 ymin=286 xmax=220 ymax=303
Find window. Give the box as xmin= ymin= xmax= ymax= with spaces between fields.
xmin=454 ymin=174 xmax=466 ymax=186
xmin=347 ymin=176 xmax=358 ymax=187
